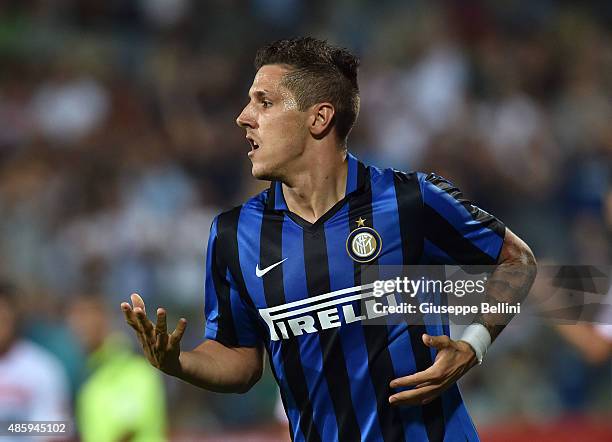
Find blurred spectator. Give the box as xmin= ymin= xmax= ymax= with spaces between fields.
xmin=30 ymin=73 xmax=109 ymax=146
xmin=0 ymin=281 xmax=70 ymax=441
xmin=68 ymin=295 xmax=167 ymax=442
xmin=555 ymin=191 xmax=612 ymax=365
xmin=23 ymin=290 xmax=87 ymax=400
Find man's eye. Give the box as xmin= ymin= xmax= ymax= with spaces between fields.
xmin=262 ymin=100 xmax=272 ymax=108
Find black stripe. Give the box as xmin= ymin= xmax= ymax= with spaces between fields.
xmin=216 ymin=207 xmax=266 ymax=343
xmin=356 ymin=160 xmax=368 ymax=190
xmin=265 ymin=348 xmax=296 ymax=441
xmin=350 ymin=166 xmax=405 ymax=442
xmin=211 ymin=211 xmax=240 ymax=347
xmin=260 ymin=208 xmax=321 ymax=442
xmin=209 ymin=232 xmax=238 ymax=346
xmin=408 ymin=330 xmax=445 ymax=442
xmin=394 ymin=171 xmax=446 ymax=442
xmin=424 ymin=204 xmax=498 ymax=266
xmin=303 ymin=229 xmax=361 ymax=442
xmin=425 ymin=173 xmax=505 ymax=239
xmin=217 ymin=207 xmax=257 ymax=309
xmin=393 ymin=171 xmax=424 ymax=263
xmin=267 ymin=184 xmax=276 ymax=210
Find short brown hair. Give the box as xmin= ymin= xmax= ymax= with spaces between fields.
xmin=254 ymin=37 xmax=360 ymax=144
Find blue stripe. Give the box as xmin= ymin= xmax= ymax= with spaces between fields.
xmin=226 ymin=269 xmax=259 ymax=346
xmin=442 ymin=386 xmax=480 ymax=442
xmin=281 ymin=216 xmax=308 ymax=305
xmin=346 ymin=152 xmax=358 ymax=195
xmin=418 ymin=173 xmax=503 ymax=260
xmin=425 ymin=292 xmax=445 ymax=363
xmin=418 ymin=238 xmax=451 ymax=369
xmin=237 ymin=206 xmax=267 ymax=309
xmin=203 ymin=217 xmax=219 ymax=340
xmin=323 ymin=204 xmax=383 ymax=441
xmin=371 ymin=170 xmax=430 ymax=441
xmin=237 ymin=207 xmax=307 ymax=440
xmin=269 ymin=344 xmax=304 ymax=442
xmin=422 ymin=240 xmax=475 ymax=347
xmin=414 ymin=277 xmax=445 ymax=346
xmin=282 ymin=216 xmax=339 ymax=441
xmin=274 ymin=182 xmax=289 ymax=211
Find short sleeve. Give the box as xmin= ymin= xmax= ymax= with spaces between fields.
xmin=418 ymin=173 xmax=506 ymax=265
xmin=204 ymin=217 xmax=261 ymax=347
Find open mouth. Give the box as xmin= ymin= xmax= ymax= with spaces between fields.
xmin=247 ymin=137 xmax=260 ymax=151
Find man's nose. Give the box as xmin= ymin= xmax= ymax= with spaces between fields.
xmin=236 ymin=106 xmax=255 ymax=129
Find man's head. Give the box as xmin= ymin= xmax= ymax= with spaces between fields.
xmin=67 ymin=294 xmax=109 ymax=354
xmin=236 ymin=37 xmax=360 ymax=181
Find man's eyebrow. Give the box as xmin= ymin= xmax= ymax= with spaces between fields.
xmin=249 ymin=89 xmax=271 ymax=99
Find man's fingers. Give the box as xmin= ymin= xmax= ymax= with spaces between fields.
xmin=155 ymin=308 xmax=168 ymax=335
xmin=130 ymin=293 xmax=146 ymax=314
xmin=389 ymin=383 xmax=440 ymax=405
xmin=155 ymin=331 xmax=168 ymax=352
xmin=121 ymin=302 xmax=145 ymax=334
xmin=169 ymin=318 xmax=187 ymax=346
xmin=134 ymin=306 xmax=154 ymax=336
xmin=121 ymin=302 xmax=152 ymax=350
xmin=121 ymin=302 xmax=138 ymax=327
xmin=390 ymin=366 xmax=439 ymax=388
xmin=155 ymin=308 xmax=169 ymax=350
xmin=422 ymin=333 xmax=450 ymax=350
xmin=131 ymin=293 xmax=154 ymax=339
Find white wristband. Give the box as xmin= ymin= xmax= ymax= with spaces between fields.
xmin=460 ymin=323 xmax=491 ymax=364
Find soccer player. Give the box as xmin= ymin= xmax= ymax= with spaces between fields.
xmin=121 ymin=37 xmax=537 ymax=441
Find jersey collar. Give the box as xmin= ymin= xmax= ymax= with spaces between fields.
xmin=266 ymin=152 xmax=367 ymax=212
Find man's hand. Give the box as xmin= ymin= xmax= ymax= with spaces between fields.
xmin=388 ymin=334 xmax=477 ymax=406
xmin=121 ymin=293 xmax=187 ymax=376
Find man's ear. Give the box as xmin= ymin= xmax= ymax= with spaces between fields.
xmin=309 ymin=103 xmax=335 ymax=139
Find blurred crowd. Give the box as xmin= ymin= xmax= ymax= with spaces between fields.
xmin=0 ymin=0 xmax=610 ymax=440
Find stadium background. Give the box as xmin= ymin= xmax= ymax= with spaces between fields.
xmin=0 ymin=0 xmax=610 ymax=440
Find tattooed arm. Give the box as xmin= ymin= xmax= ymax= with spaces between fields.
xmin=476 ymin=227 xmax=538 ymax=341
xmin=389 ymin=228 xmax=537 ymax=406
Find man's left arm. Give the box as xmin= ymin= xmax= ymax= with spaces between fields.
xmin=471 ymin=228 xmax=537 ymax=342
xmin=389 ymin=226 xmax=536 ymax=404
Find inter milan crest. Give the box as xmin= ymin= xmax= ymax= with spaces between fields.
xmin=346 ymin=217 xmax=382 ymax=263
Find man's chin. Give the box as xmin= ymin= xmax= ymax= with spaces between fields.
xmin=251 ymin=164 xmax=279 ymax=182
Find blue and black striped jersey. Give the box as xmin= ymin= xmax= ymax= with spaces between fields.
xmin=204 ymin=153 xmax=505 ymax=442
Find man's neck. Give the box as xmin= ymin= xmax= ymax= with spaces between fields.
xmin=281 ymin=148 xmax=348 ymax=224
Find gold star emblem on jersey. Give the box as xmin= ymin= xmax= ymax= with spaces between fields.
xmin=346 ymin=218 xmax=382 ymax=263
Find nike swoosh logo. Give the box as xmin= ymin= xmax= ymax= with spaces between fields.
xmin=256 ymin=258 xmax=288 ymax=277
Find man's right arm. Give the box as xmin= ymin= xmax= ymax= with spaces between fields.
xmin=122 ymin=293 xmax=263 ymax=394
xmin=125 ymin=214 xmax=265 ymax=393
xmin=175 ymin=340 xmax=263 ymax=393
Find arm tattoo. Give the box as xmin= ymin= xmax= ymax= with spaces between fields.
xmin=475 ymin=233 xmax=537 ymax=342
